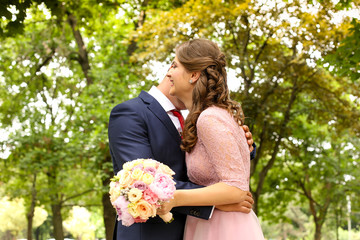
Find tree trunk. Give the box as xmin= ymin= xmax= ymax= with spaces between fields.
xmin=102 ymin=155 xmax=116 ymax=240
xmin=102 ymin=176 xmax=116 ymax=240
xmin=66 ymin=12 xmax=93 ymax=85
xmin=27 ymin=174 xmax=37 ymax=240
xmin=254 ymin=81 xmax=299 ymax=214
xmin=51 ymin=203 xmax=64 ymax=240
xmin=4 ymin=230 xmax=15 ymax=240
xmin=35 ymin=227 xmax=41 ymax=240
xmin=314 ymin=223 xmax=322 ymax=240
xmin=126 ymin=1 xmax=148 ymax=56
xmin=335 ymin=208 xmax=340 ymax=240
xmin=48 ymin=169 xmax=64 ymax=240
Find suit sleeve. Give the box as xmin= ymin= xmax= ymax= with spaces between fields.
xmin=108 ymin=101 xmax=213 ymax=220
xmin=250 ymin=143 xmax=256 ymax=160
xmin=108 ymin=102 xmax=154 ymax=173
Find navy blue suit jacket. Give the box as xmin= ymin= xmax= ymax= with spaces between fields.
xmin=108 ymin=91 xmax=213 ymax=240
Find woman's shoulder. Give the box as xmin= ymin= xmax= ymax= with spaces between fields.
xmin=197 ymin=106 xmax=233 ymax=128
xmin=199 ymin=106 xmax=230 ymax=120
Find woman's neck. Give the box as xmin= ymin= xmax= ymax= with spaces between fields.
xmin=182 ymin=94 xmax=193 ymax=111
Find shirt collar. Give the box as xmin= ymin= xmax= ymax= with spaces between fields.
xmin=148 ymin=86 xmax=176 ymax=112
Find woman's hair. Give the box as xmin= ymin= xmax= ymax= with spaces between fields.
xmin=177 ymin=39 xmax=245 ymax=153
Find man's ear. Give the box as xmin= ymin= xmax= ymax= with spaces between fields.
xmin=190 ymin=71 xmax=201 ymax=83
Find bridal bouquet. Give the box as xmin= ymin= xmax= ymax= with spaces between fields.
xmin=109 ymin=158 xmax=176 ymax=226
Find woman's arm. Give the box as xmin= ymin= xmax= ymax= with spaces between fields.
xmin=158 ymin=109 xmax=253 ymax=215
xmin=158 ymin=183 xmax=253 ymax=215
xmin=175 ymin=183 xmax=251 ymax=206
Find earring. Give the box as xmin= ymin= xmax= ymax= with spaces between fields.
xmin=189 ymin=79 xmax=193 ymax=84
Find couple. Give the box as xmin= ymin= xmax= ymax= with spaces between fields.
xmin=108 ymin=39 xmax=264 ymax=240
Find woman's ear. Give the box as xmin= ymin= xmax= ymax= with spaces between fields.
xmin=190 ymin=71 xmax=201 ymax=84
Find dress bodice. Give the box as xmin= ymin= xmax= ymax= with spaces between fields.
xmin=186 ymin=106 xmax=250 ymax=191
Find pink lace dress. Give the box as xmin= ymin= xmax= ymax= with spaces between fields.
xmin=184 ymin=106 xmax=264 ymax=240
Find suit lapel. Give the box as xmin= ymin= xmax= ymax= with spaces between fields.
xmin=139 ymin=91 xmax=182 ymax=143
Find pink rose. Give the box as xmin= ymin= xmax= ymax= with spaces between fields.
xmin=143 ymin=189 xmax=159 ymax=205
xmin=113 ymin=196 xmax=128 ymax=219
xmin=113 ymin=196 xmax=135 ymax=226
xmin=132 ymin=164 xmax=144 ymax=171
xmin=121 ymin=210 xmax=135 ymax=227
xmin=132 ymin=181 xmax=147 ymax=191
xmin=144 ymin=166 xmax=157 ymax=176
xmin=149 ymin=173 xmax=176 ymax=201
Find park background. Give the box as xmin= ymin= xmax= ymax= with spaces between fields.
xmin=0 ymin=0 xmax=359 ymax=239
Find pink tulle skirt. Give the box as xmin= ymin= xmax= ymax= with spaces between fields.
xmin=184 ymin=209 xmax=265 ymax=240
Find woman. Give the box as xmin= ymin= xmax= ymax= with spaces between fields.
xmin=158 ymin=39 xmax=264 ymax=239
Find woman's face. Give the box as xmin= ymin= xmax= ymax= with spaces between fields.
xmin=167 ymin=56 xmax=193 ymax=101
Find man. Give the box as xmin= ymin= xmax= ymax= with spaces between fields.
xmin=108 ymin=75 xmax=255 ymax=240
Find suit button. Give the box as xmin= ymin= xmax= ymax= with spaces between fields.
xmin=190 ymin=209 xmax=200 ymax=217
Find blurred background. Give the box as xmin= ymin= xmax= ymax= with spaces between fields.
xmin=0 ymin=0 xmax=359 ymax=239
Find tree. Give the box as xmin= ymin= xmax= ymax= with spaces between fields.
xmin=323 ymin=19 xmax=360 ymax=82
xmin=276 ymin=115 xmax=360 ymax=240
xmin=1 ymin=1 xmax=105 ymax=239
xmin=132 ymin=0 xmax=359 ymax=207
xmin=0 ymin=1 xmax=156 ymax=239
xmin=63 ymin=206 xmax=96 ymax=240
xmin=129 ymin=0 xmax=360 ymax=238
xmin=0 ymin=197 xmax=47 ymax=240
xmin=1 ymin=1 xmax=359 ymax=239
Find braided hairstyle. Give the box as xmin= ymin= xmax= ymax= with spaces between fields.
xmin=177 ymin=39 xmax=245 ymax=153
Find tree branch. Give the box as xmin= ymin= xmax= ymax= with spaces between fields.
xmin=66 ymin=11 xmax=93 ymax=85
xmin=255 ymin=77 xmax=300 ymax=204
xmin=61 ymin=189 xmax=95 ymax=203
xmin=127 ymin=0 xmax=149 ymax=56
xmin=34 ymin=48 xmax=56 ymax=74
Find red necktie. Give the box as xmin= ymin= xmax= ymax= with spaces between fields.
xmin=170 ymin=110 xmax=185 ymax=132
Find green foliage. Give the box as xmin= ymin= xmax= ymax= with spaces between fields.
xmin=132 ymin=0 xmax=360 ymax=238
xmin=323 ymin=19 xmax=360 ymax=82
xmin=63 ymin=206 xmax=97 ymax=239
xmin=0 ymin=0 xmax=145 ymax=238
xmin=0 ymin=0 xmax=31 ymax=37
xmin=1 ymin=0 xmax=359 ymax=239
xmin=0 ymin=197 xmax=48 ymax=238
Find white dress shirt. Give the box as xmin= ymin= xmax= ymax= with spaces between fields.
xmin=148 ymin=86 xmax=183 ymax=134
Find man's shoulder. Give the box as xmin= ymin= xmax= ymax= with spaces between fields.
xmin=117 ymin=95 xmax=143 ymax=107
xmin=111 ymin=91 xmax=153 ymax=112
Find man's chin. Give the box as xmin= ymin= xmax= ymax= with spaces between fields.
xmin=169 ymin=88 xmax=176 ymax=97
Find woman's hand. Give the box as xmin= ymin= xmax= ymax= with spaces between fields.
xmin=157 ymin=194 xmax=177 ymax=216
xmin=216 ymin=191 xmax=254 ymax=213
xmin=215 ymin=191 xmax=254 ymax=213
xmin=242 ymin=125 xmax=254 ymax=152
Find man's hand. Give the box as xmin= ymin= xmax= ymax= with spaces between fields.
xmin=216 ymin=191 xmax=254 ymax=214
xmin=242 ymin=125 xmax=254 ymax=152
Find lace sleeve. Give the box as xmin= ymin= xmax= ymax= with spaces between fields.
xmin=197 ymin=108 xmax=250 ymax=191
